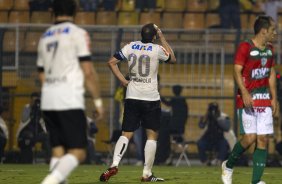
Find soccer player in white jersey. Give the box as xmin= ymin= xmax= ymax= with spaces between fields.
xmin=99 ymin=23 xmax=176 ymax=182
xmin=37 ymin=0 xmax=104 ymax=184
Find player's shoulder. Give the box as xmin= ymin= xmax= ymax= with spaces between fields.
xmin=236 ymin=39 xmax=253 ymax=51
xmin=239 ymin=39 xmax=253 ymax=47
xmin=70 ymin=23 xmax=88 ymax=34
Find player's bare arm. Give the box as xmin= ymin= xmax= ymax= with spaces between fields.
xmin=108 ymin=56 xmax=129 ymax=87
xmin=234 ymin=64 xmax=253 ymax=108
xmin=154 ymin=25 xmax=176 ymax=64
xmin=81 ymin=61 xmax=104 ymax=120
xmin=269 ymin=67 xmax=278 ymax=115
xmin=38 ymin=71 xmax=45 ymax=85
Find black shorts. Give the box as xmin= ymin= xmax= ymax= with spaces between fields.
xmin=42 ymin=110 xmax=88 ymax=149
xmin=122 ymin=99 xmax=161 ymax=132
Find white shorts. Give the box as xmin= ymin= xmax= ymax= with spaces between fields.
xmin=238 ymin=107 xmax=273 ymax=135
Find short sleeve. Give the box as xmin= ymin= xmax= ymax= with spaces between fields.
xmin=75 ymin=28 xmax=91 ymax=58
xmin=158 ymin=46 xmax=170 ymax=62
xmin=234 ymin=42 xmax=250 ymax=66
xmin=113 ymin=44 xmax=130 ymax=61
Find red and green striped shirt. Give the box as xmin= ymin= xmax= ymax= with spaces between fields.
xmin=234 ymin=39 xmax=275 ymax=108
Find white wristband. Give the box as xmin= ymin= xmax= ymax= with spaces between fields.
xmin=93 ymin=98 xmax=103 ymax=108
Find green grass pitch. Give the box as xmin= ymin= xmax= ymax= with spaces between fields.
xmin=0 ymin=164 xmax=281 ymax=184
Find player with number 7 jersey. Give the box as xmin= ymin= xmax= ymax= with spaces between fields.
xmin=99 ymin=23 xmax=176 ymax=182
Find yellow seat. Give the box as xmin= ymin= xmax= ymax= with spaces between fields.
xmin=183 ymin=13 xmax=204 ymax=29
xmin=23 ymin=32 xmax=42 ymax=52
xmin=164 ymin=0 xmax=186 ymax=12
xmin=207 ymin=0 xmax=219 ymax=11
xmin=0 ymin=11 xmax=8 ymax=23
xmin=139 ymin=12 xmax=161 ymax=26
xmin=186 ymin=0 xmax=207 ymax=12
xmin=31 ymin=11 xmax=53 ymax=24
xmin=3 ymin=31 xmax=25 ymax=52
xmin=119 ymin=0 xmax=135 ymax=11
xmin=75 ymin=12 xmax=95 ymax=25
xmin=240 ymin=13 xmax=249 ymax=29
xmin=9 ymin=11 xmax=30 ymax=23
xmin=13 ymin=0 xmax=29 ymax=10
xmin=278 ymin=16 xmax=282 ymax=30
xmin=96 ymin=11 xmax=117 ymax=25
xmin=162 ymin=12 xmax=183 ymax=29
xmin=205 ymin=13 xmax=220 ymax=28
xmin=118 ymin=11 xmax=138 ymax=26
xmin=0 ymin=0 xmax=13 ymax=10
xmin=156 ymin=0 xmax=165 ymax=11
xmin=249 ymin=14 xmax=257 ymax=29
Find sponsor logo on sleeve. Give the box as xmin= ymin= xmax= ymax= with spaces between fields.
xmin=250 ymin=50 xmax=259 ymax=56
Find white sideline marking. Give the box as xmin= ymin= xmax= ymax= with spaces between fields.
xmin=2 ymin=169 xmax=24 ymax=172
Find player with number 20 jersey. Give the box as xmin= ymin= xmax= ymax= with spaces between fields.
xmin=99 ymin=23 xmax=176 ymax=182
xmin=116 ymin=40 xmax=170 ymax=101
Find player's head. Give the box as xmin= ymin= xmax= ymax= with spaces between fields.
xmin=141 ymin=23 xmax=157 ymax=43
xmin=207 ymin=102 xmax=220 ymax=118
xmin=172 ymin=85 xmax=183 ymax=96
xmin=254 ymin=15 xmax=276 ymax=42
xmin=52 ymin=0 xmax=77 ymax=18
xmin=30 ymin=92 xmax=40 ymax=105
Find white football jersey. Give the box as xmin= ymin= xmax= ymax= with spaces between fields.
xmin=117 ymin=41 xmax=169 ymax=101
xmin=37 ymin=22 xmax=91 ymax=110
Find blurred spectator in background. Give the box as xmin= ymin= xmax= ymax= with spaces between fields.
xmin=161 ymin=85 xmax=188 ymax=139
xmin=161 ymin=85 xmax=188 ymax=165
xmin=219 ymin=0 xmax=241 ymax=29
xmin=136 ymin=0 xmax=156 ymax=12
xmin=259 ymin=0 xmax=282 ymax=23
xmin=114 ymin=75 xmax=128 ymax=129
xmin=79 ymin=0 xmax=99 ymax=11
xmin=85 ymin=116 xmax=99 ymax=164
xmin=102 ymin=0 xmax=117 ymax=11
xmin=197 ymin=102 xmax=230 ymax=166
xmin=276 ymin=141 xmax=282 ymax=156
xmin=0 ymin=107 xmax=8 ymax=163
xmin=16 ymin=92 xmax=49 ymax=163
xmin=29 ymin=0 xmax=52 ymax=11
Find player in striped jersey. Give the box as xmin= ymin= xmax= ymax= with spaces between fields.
xmin=222 ymin=15 xmax=278 ymax=184
xmin=99 ymin=23 xmax=176 ymax=182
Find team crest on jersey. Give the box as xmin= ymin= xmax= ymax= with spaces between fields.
xmin=261 ymin=57 xmax=267 ymax=66
xmin=266 ymin=49 xmax=272 ymax=56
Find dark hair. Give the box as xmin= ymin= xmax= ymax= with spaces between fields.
xmin=52 ymin=0 xmax=77 ymax=17
xmin=141 ymin=23 xmax=157 ymax=43
xmin=172 ymin=85 xmax=183 ymax=96
xmin=208 ymin=102 xmax=220 ymax=118
xmin=254 ymin=15 xmax=274 ymax=35
xmin=31 ymin=92 xmax=40 ymax=98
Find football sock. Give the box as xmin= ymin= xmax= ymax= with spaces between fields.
xmin=49 ymin=157 xmax=60 ymax=171
xmin=143 ymin=140 xmax=157 ymax=178
xmin=226 ymin=141 xmax=246 ymax=169
xmin=49 ymin=154 xmax=79 ymax=183
xmin=111 ymin=136 xmax=129 ymax=167
xmin=251 ymin=148 xmax=267 ymax=184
